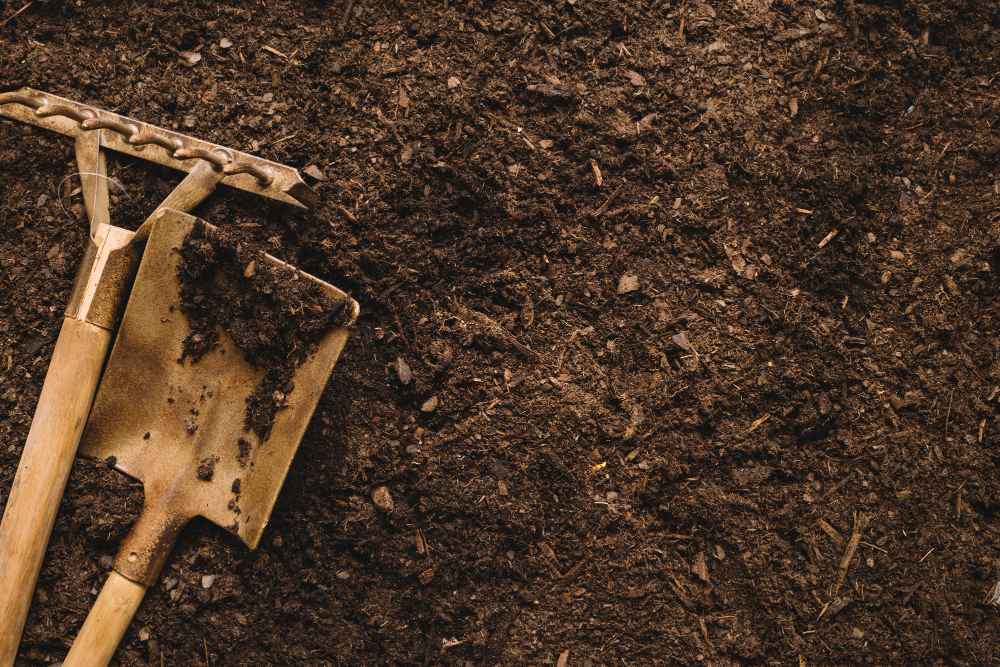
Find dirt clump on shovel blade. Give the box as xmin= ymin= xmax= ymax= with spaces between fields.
xmin=175 ymin=219 xmax=350 ymax=439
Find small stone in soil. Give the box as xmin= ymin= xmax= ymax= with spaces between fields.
xmin=396 ymin=356 xmax=412 ymax=385
xmin=303 ymin=165 xmax=326 ymax=180
xmin=372 ymin=485 xmax=394 ymax=512
xmin=692 ymin=552 xmax=709 ymax=582
xmin=617 ymin=274 xmax=639 ymax=294
xmin=202 ymin=574 xmax=216 ymax=589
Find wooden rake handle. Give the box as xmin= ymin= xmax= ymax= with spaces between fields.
xmin=0 ymin=318 xmax=115 ymax=663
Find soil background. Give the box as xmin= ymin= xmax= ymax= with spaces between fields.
xmin=2 ymin=0 xmax=1000 ymax=665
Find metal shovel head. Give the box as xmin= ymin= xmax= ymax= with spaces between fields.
xmin=79 ymin=209 xmax=358 ymax=549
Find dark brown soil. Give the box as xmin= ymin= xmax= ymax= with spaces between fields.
xmin=2 ymin=0 xmax=1000 ymax=665
xmin=176 ymin=219 xmax=350 ymax=438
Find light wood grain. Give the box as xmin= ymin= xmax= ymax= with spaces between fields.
xmin=76 ymin=223 xmax=134 ymax=318
xmin=75 ymin=132 xmax=109 ymax=237
xmin=0 ymin=318 xmax=113 ymax=664
xmin=61 ymin=572 xmax=147 ymax=667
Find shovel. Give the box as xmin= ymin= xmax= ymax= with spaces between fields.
xmin=0 ymin=89 xmax=318 ymax=662
xmin=59 ymin=210 xmax=358 ymax=665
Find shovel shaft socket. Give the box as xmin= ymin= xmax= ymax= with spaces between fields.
xmin=113 ymin=497 xmax=189 ymax=587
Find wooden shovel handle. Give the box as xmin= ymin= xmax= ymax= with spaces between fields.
xmin=63 ymin=499 xmax=185 ymax=664
xmin=0 ymin=318 xmax=113 ymax=664
xmin=61 ymin=572 xmax=147 ymax=667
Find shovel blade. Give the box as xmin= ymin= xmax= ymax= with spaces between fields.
xmin=79 ymin=210 xmax=358 ymax=548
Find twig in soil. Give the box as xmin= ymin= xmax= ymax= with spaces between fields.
xmin=817 ymin=519 xmax=845 ymax=547
xmin=338 ymin=0 xmax=357 ymax=32
xmin=846 ymin=0 xmax=859 ymax=42
xmin=861 ymin=541 xmax=888 ymax=554
xmin=561 ymin=556 xmax=588 ymax=582
xmin=391 ymin=309 xmax=409 ymax=345
xmin=817 ymin=229 xmax=838 ymax=248
xmin=747 ymin=413 xmax=770 ymax=433
xmin=540 ymin=549 xmax=563 ymax=577
xmin=944 ymin=388 xmax=955 ymax=443
xmin=593 ymin=184 xmax=623 ymax=217
xmin=590 ymin=159 xmax=603 ymax=186
xmin=335 ymin=204 xmax=357 ymax=223
xmin=377 ymin=276 xmax=408 ymax=302
xmin=984 ymin=581 xmax=1000 ymax=606
xmin=828 ymin=511 xmax=870 ymax=602
xmin=262 ymin=45 xmax=288 ymax=59
xmin=265 ymin=133 xmax=299 ymax=148
xmin=376 ymin=108 xmax=407 ymax=148
xmin=933 ymin=140 xmax=953 ymax=166
xmin=454 ymin=301 xmax=537 ymax=360
xmin=549 ymin=556 xmax=588 ymax=591
xmin=415 ymin=527 xmax=428 ymax=556
xmin=0 ymin=2 xmax=32 ymax=27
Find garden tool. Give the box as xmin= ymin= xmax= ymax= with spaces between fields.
xmin=0 ymin=88 xmax=318 ymax=663
xmin=59 ymin=210 xmax=357 ymax=665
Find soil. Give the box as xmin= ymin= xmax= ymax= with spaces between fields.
xmin=1 ymin=0 xmax=1000 ymax=665
xmin=176 ymin=219 xmax=351 ymax=438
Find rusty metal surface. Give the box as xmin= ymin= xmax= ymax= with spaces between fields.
xmin=80 ymin=242 xmax=143 ymax=331
xmin=79 ymin=211 xmax=358 ymax=584
xmin=0 ymin=88 xmax=317 ymax=208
